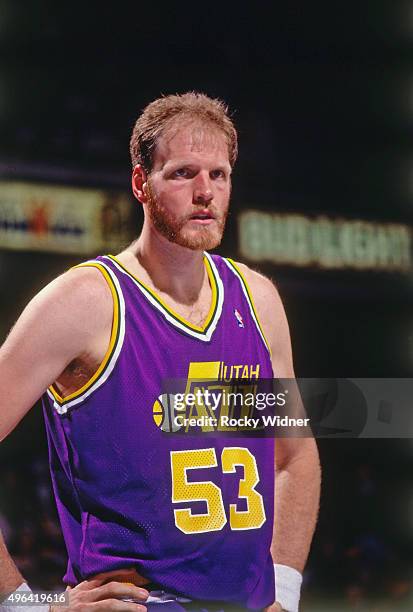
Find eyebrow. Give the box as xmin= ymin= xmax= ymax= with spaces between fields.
xmin=161 ymin=160 xmax=231 ymax=172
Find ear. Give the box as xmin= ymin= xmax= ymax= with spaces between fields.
xmin=131 ymin=164 xmax=149 ymax=204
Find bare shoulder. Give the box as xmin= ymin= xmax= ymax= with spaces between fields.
xmin=50 ymin=264 xmax=113 ymax=305
xmin=232 ymin=261 xmax=285 ymax=324
xmin=232 ymin=260 xmax=294 ymax=377
xmin=1 ymin=264 xmax=113 ymax=366
xmin=0 ymin=264 xmax=115 ymax=432
xmin=33 ymin=264 xmax=113 ymax=328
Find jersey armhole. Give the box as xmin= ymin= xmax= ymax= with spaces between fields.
xmin=224 ymin=258 xmax=272 ymax=357
xmin=47 ymin=261 xmax=126 ymax=414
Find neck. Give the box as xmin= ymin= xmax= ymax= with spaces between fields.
xmin=126 ymin=223 xmax=207 ymax=304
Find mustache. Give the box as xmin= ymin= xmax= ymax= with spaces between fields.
xmin=183 ymin=206 xmax=224 ymax=221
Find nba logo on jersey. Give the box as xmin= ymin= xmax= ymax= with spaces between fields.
xmin=234 ymin=308 xmax=244 ymax=328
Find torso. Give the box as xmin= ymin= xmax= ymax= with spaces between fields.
xmin=43 ymin=251 xmax=276 ymax=606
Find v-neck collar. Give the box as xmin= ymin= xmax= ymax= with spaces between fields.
xmin=104 ymin=252 xmax=224 ymax=342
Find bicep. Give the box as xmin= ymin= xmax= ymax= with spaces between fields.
xmin=0 ymin=294 xmax=77 ymax=421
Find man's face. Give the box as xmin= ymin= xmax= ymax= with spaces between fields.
xmin=145 ymin=121 xmax=232 ymax=251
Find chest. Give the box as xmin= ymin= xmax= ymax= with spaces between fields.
xmin=157 ymin=292 xmax=212 ymax=329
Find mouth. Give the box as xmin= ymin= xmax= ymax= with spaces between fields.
xmin=189 ymin=210 xmax=215 ymax=225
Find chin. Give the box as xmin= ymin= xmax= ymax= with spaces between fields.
xmin=174 ymin=228 xmax=224 ymax=251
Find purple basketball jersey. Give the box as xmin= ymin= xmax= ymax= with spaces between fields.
xmin=42 ymin=253 xmax=275 ymax=610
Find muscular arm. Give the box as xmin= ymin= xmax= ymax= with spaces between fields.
xmin=238 ymin=264 xmax=321 ymax=575
xmin=0 ymin=266 xmax=112 ymax=441
xmin=0 ymin=266 xmax=113 ymax=598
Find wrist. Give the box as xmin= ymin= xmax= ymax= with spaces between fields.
xmin=274 ymin=564 xmax=302 ymax=612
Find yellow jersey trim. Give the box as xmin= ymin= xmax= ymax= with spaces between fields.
xmin=48 ymin=262 xmax=120 ymax=405
xmin=107 ymin=254 xmax=218 ymax=334
xmin=226 ymin=258 xmax=272 ymax=357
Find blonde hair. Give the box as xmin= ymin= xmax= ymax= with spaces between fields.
xmin=130 ymin=92 xmax=238 ymax=172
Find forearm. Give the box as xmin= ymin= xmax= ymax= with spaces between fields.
xmin=0 ymin=529 xmax=24 ymax=594
xmin=271 ymin=439 xmax=321 ymax=573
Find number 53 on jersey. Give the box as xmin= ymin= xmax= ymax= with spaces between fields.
xmin=170 ymin=447 xmax=266 ymax=534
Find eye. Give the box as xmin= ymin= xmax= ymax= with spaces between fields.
xmin=172 ymin=167 xmax=190 ymax=178
xmin=210 ymin=169 xmax=226 ymax=180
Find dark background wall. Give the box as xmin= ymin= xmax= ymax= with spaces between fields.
xmin=0 ymin=2 xmax=412 ymax=609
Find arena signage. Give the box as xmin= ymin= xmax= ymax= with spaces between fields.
xmin=239 ymin=210 xmax=412 ymax=271
xmin=0 ymin=181 xmax=132 ymax=254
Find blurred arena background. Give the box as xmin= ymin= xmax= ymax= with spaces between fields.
xmin=0 ymin=1 xmax=413 ymax=610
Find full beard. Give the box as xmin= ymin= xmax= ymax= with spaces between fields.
xmin=146 ymin=183 xmax=228 ymax=251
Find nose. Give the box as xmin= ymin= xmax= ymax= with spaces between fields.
xmin=193 ymin=172 xmax=213 ymax=205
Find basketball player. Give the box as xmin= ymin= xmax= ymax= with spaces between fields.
xmin=0 ymin=93 xmax=320 ymax=611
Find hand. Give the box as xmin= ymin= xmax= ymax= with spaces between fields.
xmin=50 ymin=576 xmax=149 ymax=611
xmin=264 ymin=603 xmax=285 ymax=612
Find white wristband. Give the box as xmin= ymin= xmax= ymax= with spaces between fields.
xmin=0 ymin=583 xmax=49 ymax=612
xmin=274 ymin=564 xmax=302 ymax=612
